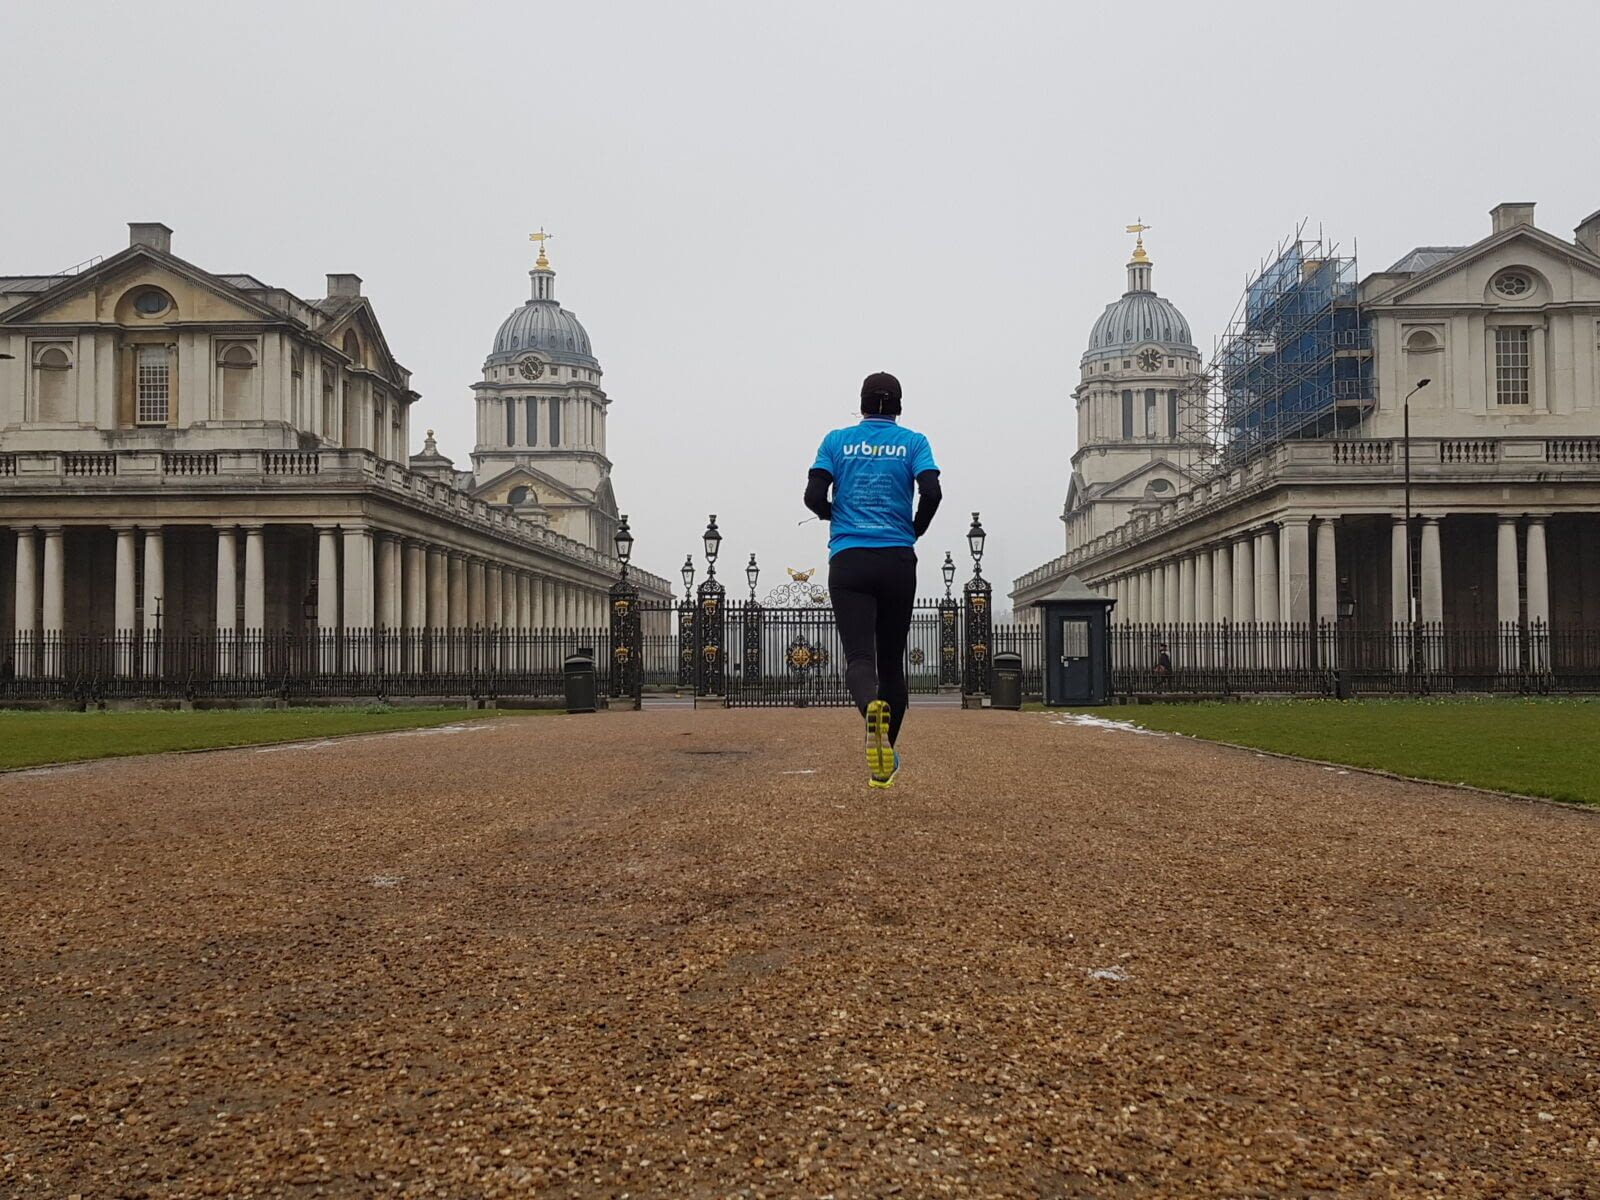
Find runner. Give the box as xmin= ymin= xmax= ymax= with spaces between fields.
xmin=804 ymin=372 xmax=942 ymax=788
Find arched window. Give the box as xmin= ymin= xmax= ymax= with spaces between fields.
xmin=290 ymin=351 xmax=304 ymax=425
xmin=1405 ymin=329 xmax=1440 ymax=353
xmin=508 ymin=485 xmax=530 ymax=505
xmin=342 ymin=329 xmax=361 ymax=365
xmin=34 ymin=345 xmax=72 ymax=421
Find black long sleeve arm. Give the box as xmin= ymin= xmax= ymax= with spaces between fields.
xmin=804 ymin=468 xmax=833 ymax=521
xmin=913 ymin=469 xmax=942 ymax=538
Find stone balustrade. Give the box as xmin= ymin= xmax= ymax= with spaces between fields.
xmin=1016 ymin=435 xmax=1600 ymax=592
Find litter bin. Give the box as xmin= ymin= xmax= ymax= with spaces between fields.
xmin=991 ymin=651 xmax=1023 ymax=711
xmin=563 ymin=648 xmax=597 ymax=714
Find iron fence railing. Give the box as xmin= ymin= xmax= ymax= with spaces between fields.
xmin=1111 ymin=620 xmax=1595 ymax=696
xmin=0 ymin=628 xmax=610 ymax=703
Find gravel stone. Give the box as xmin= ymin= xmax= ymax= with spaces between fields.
xmin=2 ymin=709 xmax=1598 ymax=1197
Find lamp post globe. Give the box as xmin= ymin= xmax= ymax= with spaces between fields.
xmin=966 ymin=512 xmax=987 ymax=574
xmin=941 ymin=551 xmax=956 ymax=598
xmin=702 ymin=515 xmax=722 ymax=578
xmin=680 ymin=555 xmax=695 ymax=600
xmin=613 ymin=514 xmax=634 ymax=579
xmin=745 ymin=553 xmax=760 ymax=602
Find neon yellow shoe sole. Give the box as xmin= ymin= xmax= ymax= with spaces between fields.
xmin=865 ymin=700 xmax=893 ymax=787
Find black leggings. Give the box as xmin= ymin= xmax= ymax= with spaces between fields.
xmin=828 ymin=547 xmax=917 ymax=744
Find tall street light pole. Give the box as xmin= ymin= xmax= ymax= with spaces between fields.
xmin=1403 ymin=377 xmax=1431 ymax=675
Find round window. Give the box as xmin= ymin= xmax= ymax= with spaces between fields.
xmin=133 ymin=289 xmax=171 ymax=316
xmin=1492 ymin=271 xmax=1532 ymax=298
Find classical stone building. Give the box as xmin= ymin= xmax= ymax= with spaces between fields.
xmin=1014 ymin=203 xmax=1600 ymax=642
xmin=0 ymin=222 xmax=668 ymax=671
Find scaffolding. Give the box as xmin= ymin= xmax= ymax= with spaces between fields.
xmin=1180 ymin=223 xmax=1371 ymax=477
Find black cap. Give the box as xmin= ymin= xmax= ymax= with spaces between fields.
xmin=860 ymin=371 xmax=902 ymax=416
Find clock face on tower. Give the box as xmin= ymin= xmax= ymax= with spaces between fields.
xmin=1136 ymin=348 xmax=1162 ymax=373
xmin=518 ymin=357 xmax=544 ymax=380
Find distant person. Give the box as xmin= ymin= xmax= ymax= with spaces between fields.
xmin=1156 ymin=643 xmax=1172 ymax=679
xmin=804 ymin=372 xmax=941 ymax=788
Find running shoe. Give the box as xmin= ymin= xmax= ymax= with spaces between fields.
xmin=865 ymin=700 xmax=894 ymax=787
xmin=869 ymin=748 xmax=901 ymax=790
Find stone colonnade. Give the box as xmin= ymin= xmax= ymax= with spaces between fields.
xmin=7 ymin=522 xmax=614 ymax=677
xmin=1099 ymin=513 xmax=1553 ymax=633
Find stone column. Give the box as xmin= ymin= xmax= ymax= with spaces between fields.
xmin=1163 ymin=562 xmax=1180 ymax=625
xmin=114 ymin=526 xmax=137 ymax=676
xmin=517 ymin=572 xmax=532 ymax=631
xmin=467 ymin=558 xmax=485 ymax=628
xmin=1178 ymin=557 xmax=1195 ymax=624
xmin=1419 ymin=517 xmax=1444 ymax=624
xmin=1212 ymin=541 xmax=1232 ymax=625
xmin=1526 ymin=518 xmax=1550 ymax=627
xmin=375 ymin=535 xmax=398 ymax=630
xmin=447 ymin=552 xmax=467 ymax=627
xmin=1231 ymin=535 xmax=1254 ymax=623
xmin=14 ymin=528 xmax=38 ymax=677
xmin=1391 ymin=517 xmax=1411 ymax=627
xmin=425 ymin=546 xmax=446 ymax=630
xmin=215 ymin=527 xmax=239 ymax=674
xmin=1496 ymin=516 xmax=1521 ymax=672
xmin=401 ymin=539 xmax=424 ymax=672
xmin=242 ymin=525 xmax=265 ymax=676
xmin=1255 ymin=528 xmax=1280 ymax=623
xmin=343 ymin=526 xmax=374 ymax=676
xmin=316 ymin=526 xmax=340 ymax=633
xmin=1526 ymin=517 xmax=1550 ymax=672
xmin=1195 ymin=551 xmax=1214 ymax=624
xmin=1277 ymin=517 xmax=1312 ymax=625
xmin=142 ymin=527 xmax=165 ymax=677
xmin=40 ymin=527 xmax=66 ymax=678
xmin=1144 ymin=568 xmax=1158 ymax=624
xmin=1495 ymin=517 xmax=1520 ymax=628
xmin=1313 ymin=520 xmax=1337 ymax=628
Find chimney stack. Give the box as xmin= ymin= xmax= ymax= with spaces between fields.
xmin=1491 ymin=202 xmax=1536 ymax=235
xmin=129 ymin=222 xmax=173 ymax=254
xmin=1575 ymin=209 xmax=1600 ymax=258
xmin=326 ymin=273 xmax=363 ymax=299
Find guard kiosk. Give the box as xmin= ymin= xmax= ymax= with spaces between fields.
xmin=1031 ymin=575 xmax=1116 ymax=706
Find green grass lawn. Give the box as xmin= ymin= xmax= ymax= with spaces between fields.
xmin=0 ymin=707 xmax=508 ymax=771
xmin=1049 ymin=699 xmax=1600 ymax=806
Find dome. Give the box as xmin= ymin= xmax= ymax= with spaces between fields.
xmin=1085 ymin=292 xmax=1195 ymax=359
xmin=491 ymin=299 xmax=597 ymax=366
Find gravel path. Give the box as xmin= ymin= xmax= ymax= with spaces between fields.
xmin=3 ymin=709 xmax=1598 ymax=1198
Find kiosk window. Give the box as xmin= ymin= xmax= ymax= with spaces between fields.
xmin=1061 ymin=619 xmax=1089 ymax=659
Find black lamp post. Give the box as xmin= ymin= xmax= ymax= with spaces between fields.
xmin=681 ymin=554 xmax=695 ymax=601
xmin=745 ymin=553 xmax=760 ymax=602
xmin=702 ymin=514 xmax=722 ymax=580
xmin=613 ymin=513 xmax=634 ymax=581
xmin=941 ymin=551 xmax=956 ymax=600
xmin=1403 ymin=378 xmax=1431 ymax=626
xmin=966 ymin=512 xmax=987 ymax=578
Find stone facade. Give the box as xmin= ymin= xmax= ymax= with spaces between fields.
xmin=1014 ymin=203 xmax=1600 ymax=636
xmin=0 ymin=223 xmax=670 ymax=668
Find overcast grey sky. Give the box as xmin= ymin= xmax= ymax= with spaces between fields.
xmin=6 ymin=0 xmax=1597 ymax=601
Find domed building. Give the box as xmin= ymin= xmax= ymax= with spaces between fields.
xmin=467 ymin=239 xmax=620 ymax=554
xmin=1063 ymin=228 xmax=1207 ymax=551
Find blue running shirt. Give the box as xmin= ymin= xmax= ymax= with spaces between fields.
xmin=812 ymin=418 xmax=939 ymax=555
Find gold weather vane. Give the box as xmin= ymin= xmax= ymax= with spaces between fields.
xmin=529 ymin=228 xmax=554 ymax=269
xmin=1125 ymin=218 xmax=1151 ymax=262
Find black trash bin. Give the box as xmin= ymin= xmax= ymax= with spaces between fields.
xmin=991 ymin=651 xmax=1024 ymax=710
xmin=563 ymin=648 xmax=597 ymax=714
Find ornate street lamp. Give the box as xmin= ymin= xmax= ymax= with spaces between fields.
xmin=941 ymin=551 xmax=956 ymax=600
xmin=702 ymin=514 xmax=722 ymax=579
xmin=967 ymin=512 xmax=987 ymax=577
xmin=613 ymin=513 xmax=634 ymax=581
xmin=681 ymin=554 xmax=695 ymax=601
xmin=745 ymin=553 xmax=760 ymax=602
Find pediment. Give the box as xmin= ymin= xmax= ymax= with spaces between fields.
xmin=320 ymin=300 xmax=410 ymax=389
xmin=0 ymin=245 xmax=283 ymax=328
xmin=1369 ymin=227 xmax=1600 ymax=308
xmin=1094 ymin=455 xmax=1197 ymax=501
xmin=471 ymin=463 xmax=587 ymax=506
